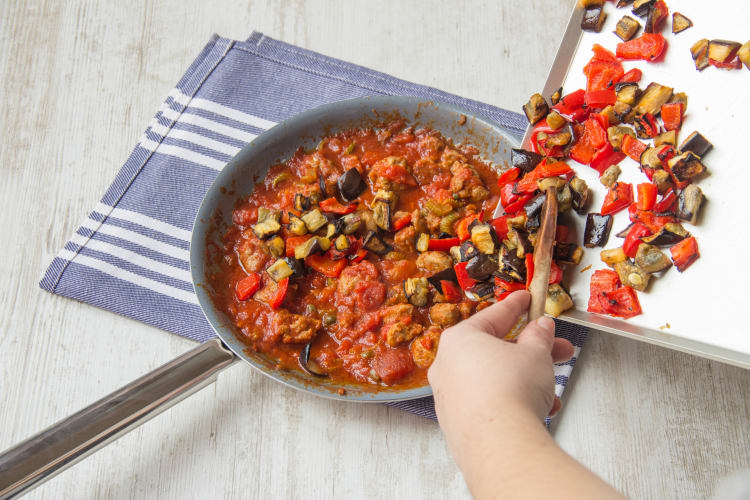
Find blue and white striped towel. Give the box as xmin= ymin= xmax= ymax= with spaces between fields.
xmin=40 ymin=32 xmax=587 ymax=419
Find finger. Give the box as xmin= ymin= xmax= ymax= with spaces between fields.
xmin=551 ymin=338 xmax=575 ymax=364
xmin=462 ymin=291 xmax=531 ymax=339
xmin=516 ymin=316 xmax=556 ymax=353
xmin=548 ymin=396 xmax=562 ymax=417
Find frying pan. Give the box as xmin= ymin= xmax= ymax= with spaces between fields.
xmin=0 ymin=95 xmax=517 ymax=497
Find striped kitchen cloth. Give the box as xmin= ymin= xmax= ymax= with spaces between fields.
xmin=40 ymin=32 xmax=587 ymax=419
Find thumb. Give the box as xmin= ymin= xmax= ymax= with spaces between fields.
xmin=516 ymin=316 xmax=556 ymax=354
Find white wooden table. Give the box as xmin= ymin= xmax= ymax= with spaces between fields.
xmin=2 ymin=1 xmax=750 ymax=498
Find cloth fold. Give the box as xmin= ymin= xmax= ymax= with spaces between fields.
xmin=40 ymin=32 xmax=587 ymax=419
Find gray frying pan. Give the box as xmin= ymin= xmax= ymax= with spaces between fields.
xmin=0 ymin=96 xmax=516 ymax=498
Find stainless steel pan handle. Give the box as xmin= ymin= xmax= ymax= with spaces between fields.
xmin=0 ymin=339 xmax=237 ymax=499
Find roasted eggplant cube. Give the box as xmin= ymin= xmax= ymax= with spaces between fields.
xmin=608 ymin=125 xmax=636 ymax=150
xmin=459 ymin=241 xmax=480 ymax=262
xmin=500 ymin=247 xmax=527 ymax=281
xmin=301 ymin=208 xmax=327 ymax=233
xmin=363 ymin=231 xmax=392 ymax=256
xmin=469 ymin=281 xmax=494 ymax=302
xmin=294 ymin=237 xmax=324 ymax=260
xmin=523 ymin=193 xmax=546 ymax=224
xmin=654 ymin=130 xmax=677 ymax=147
xmin=652 ymin=169 xmax=672 ymax=193
xmin=668 ymin=152 xmax=706 ymax=184
xmin=404 ymin=277 xmax=429 ymax=307
xmin=676 ymin=184 xmax=705 ymax=225
xmin=338 ymin=168 xmax=365 ymax=202
xmin=635 ymin=244 xmax=672 ymax=273
xmin=293 ymin=194 xmax=311 ymax=212
xmin=470 ymin=223 xmax=496 ymax=255
xmin=631 ymin=0 xmax=655 ymax=18
xmin=550 ymin=87 xmax=563 ymax=106
xmin=708 ymin=40 xmax=742 ymax=64
xmin=554 ymin=243 xmax=584 ymax=265
xmin=644 ymin=0 xmax=667 ymax=33
xmin=583 ymin=213 xmax=613 ymax=248
xmin=337 ymin=213 xmax=362 ymax=235
xmin=671 ymin=12 xmax=693 ymax=34
xmin=615 ymin=82 xmax=641 ymax=106
xmin=614 ymin=15 xmax=640 ymax=41
xmin=267 ymin=258 xmax=295 ymax=282
xmin=690 ymin=39 xmax=709 ymax=71
xmin=740 ymin=41 xmax=750 ymax=70
xmin=334 ymin=234 xmax=351 ymax=252
xmin=600 ymin=165 xmax=621 ymax=188
xmin=641 ymin=222 xmax=689 ymax=246
xmin=522 ymin=93 xmax=549 ymax=125
xmin=633 ymin=115 xmax=657 ymax=139
xmin=581 ymin=5 xmax=607 ymax=32
xmin=600 ymin=247 xmax=627 ymax=267
xmin=372 ymin=199 xmax=392 ymax=231
xmin=546 ymin=111 xmax=566 ymax=130
xmin=612 ymin=102 xmax=634 ymax=124
xmin=426 ymin=267 xmax=459 ymax=292
xmin=266 ymin=236 xmax=285 ymax=258
xmin=640 ymin=147 xmax=663 ymax=170
xmin=546 ymin=284 xmax=574 ymax=318
xmin=616 ymin=0 xmax=634 ymax=7
xmin=252 ymin=208 xmax=282 ymax=239
xmin=614 ymin=261 xmax=650 ymax=291
xmin=556 ymin=184 xmax=573 ymax=213
xmin=679 ymin=131 xmax=713 ymax=158
xmin=288 ymin=214 xmax=308 ymax=236
xmin=634 ymin=83 xmax=673 ymax=116
xmin=465 ymin=254 xmax=497 ymax=282
xmin=511 ymin=148 xmax=544 ymax=173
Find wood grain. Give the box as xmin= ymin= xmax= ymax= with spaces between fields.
xmin=2 ymin=1 xmax=750 ymax=499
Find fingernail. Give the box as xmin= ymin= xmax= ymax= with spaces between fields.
xmin=537 ymin=316 xmax=555 ymax=334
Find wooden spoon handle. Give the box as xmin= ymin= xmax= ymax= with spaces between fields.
xmin=528 ymin=186 xmax=558 ymax=322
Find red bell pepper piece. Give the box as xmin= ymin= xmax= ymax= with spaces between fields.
xmin=517 ymin=161 xmax=573 ymax=193
xmin=628 ymin=205 xmax=675 ymax=233
xmin=555 ymin=225 xmax=569 ymax=242
xmin=601 ymin=182 xmax=633 ymax=215
xmin=569 ymin=124 xmax=598 ymax=165
xmin=428 ymin=237 xmax=460 ymax=251
xmin=497 ymin=167 xmax=520 ymax=187
xmin=549 ymin=261 xmax=563 ymax=285
xmin=646 ymin=0 xmax=669 ymax=33
xmin=619 ymin=68 xmax=642 ymax=83
xmin=235 ymin=273 xmax=262 ymax=301
xmin=585 ymin=89 xmax=617 ymax=109
xmin=489 ymin=216 xmax=509 ymax=242
xmin=440 ymin=280 xmax=463 ymax=303
xmin=500 ymin=182 xmax=519 ymax=208
xmin=660 ymin=102 xmax=684 ymax=131
xmin=305 ymin=254 xmax=348 ymax=278
xmin=584 ymin=60 xmax=624 ymax=92
xmin=587 ymin=269 xmax=620 ymax=315
xmin=455 ymin=262 xmax=477 ymax=291
xmin=587 ymin=269 xmax=642 ymax=318
xmin=616 ymin=33 xmax=667 ymax=61
xmin=495 ymin=277 xmax=526 ymax=293
xmin=602 ymin=287 xmax=643 ymax=318
xmin=623 ymin=222 xmax=651 ymax=258
xmin=350 ymin=248 xmax=368 ymax=263
xmin=524 ymin=254 xmax=535 ymax=290
xmin=561 ymin=89 xmax=586 ymax=108
xmin=590 ymin=143 xmax=626 ymax=175
xmin=709 ymin=56 xmax=742 ymax=70
xmin=585 ymin=117 xmax=608 ymax=149
xmin=654 ymin=189 xmax=677 ymax=213
xmin=270 ymin=277 xmax=289 ymax=310
xmin=620 ymin=134 xmax=648 ymax=162
xmin=392 ymin=213 xmax=412 ymax=231
xmin=503 ymin=193 xmax=534 ymax=215
xmin=457 ymin=214 xmax=481 ymax=242
xmin=319 ymin=197 xmax=358 ymax=215
xmin=552 ymin=89 xmax=589 ymax=123
xmin=592 ymin=44 xmax=618 ymax=62
xmin=636 ymin=183 xmax=658 ymax=211
xmin=670 ymin=237 xmax=700 ymax=272
xmin=634 ymin=113 xmax=659 ymax=138
xmin=285 ymin=235 xmax=312 ymax=258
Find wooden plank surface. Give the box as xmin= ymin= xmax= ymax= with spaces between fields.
xmin=1 ymin=1 xmax=749 ymax=498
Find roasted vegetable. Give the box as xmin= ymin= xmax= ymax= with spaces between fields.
xmin=523 ymin=194 xmax=546 ymax=232
xmin=556 ymin=184 xmax=573 ymax=213
xmin=676 ymin=184 xmax=704 ymax=225
xmin=671 ymin=12 xmax=692 ymax=34
xmin=631 ymin=0 xmax=655 ymax=18
xmin=690 ymin=39 xmax=710 ymax=71
xmin=554 ymin=243 xmax=584 ymax=265
xmin=470 ymin=222 xmax=496 ymax=255
xmin=600 ymin=165 xmax=621 ymax=188
xmin=546 ymin=284 xmax=574 ymax=318
xmin=468 ymin=281 xmax=494 ymax=302
xmin=566 ymin=177 xmax=588 ymax=215
xmin=299 ymin=343 xmax=327 ymax=378
xmin=614 ymin=261 xmax=650 ymax=291
xmin=740 ymin=41 xmax=750 ymax=70
xmin=641 ymin=222 xmax=689 ymax=246
xmin=546 ymin=131 xmax=572 ymax=147
xmin=635 ymin=244 xmax=672 ymax=273
xmin=440 ymin=212 xmax=460 ymax=235
xmin=416 ymin=233 xmax=429 ymax=253
xmin=640 ymin=147 xmax=662 ymax=169
xmin=667 ymin=151 xmax=706 ymax=185
xmin=288 ymin=213 xmax=308 ymax=236
xmin=614 ymin=15 xmax=640 ymax=42
xmin=644 ymin=0 xmax=667 ymax=33
xmin=612 ymin=101 xmax=634 ymax=124
xmin=633 ymin=113 xmax=658 ymax=139
xmin=582 ymin=5 xmax=607 ymax=32
xmin=616 ymin=0 xmax=634 ymax=6
xmin=404 ymin=277 xmax=429 ymax=307
xmin=616 ymin=223 xmax=634 ymax=239
xmin=336 ymin=213 xmax=362 ymax=235
xmin=363 ymin=231 xmax=392 ymax=256
xmin=679 ymin=131 xmax=713 ymax=158
xmin=670 ymin=236 xmax=700 ymax=272
xmin=523 ymin=93 xmax=549 ymax=125
xmin=325 ymin=223 xmax=337 ymax=239
xmin=600 ymin=247 xmax=628 ymax=267
xmin=608 ymin=125 xmax=636 ymax=150
xmin=546 ymin=111 xmax=566 ymax=130
xmin=318 ymin=173 xmax=328 ymax=198
xmin=338 ymin=168 xmax=365 ymax=202
xmin=266 ymin=236 xmax=285 ymax=258
xmin=301 ymin=208 xmax=327 ymax=233
xmin=426 ymin=267 xmax=459 ymax=292
xmin=652 ymin=169 xmax=672 ymax=193
xmin=294 ymin=194 xmax=311 ymax=212
xmin=583 ymin=213 xmax=613 ymax=248
xmin=499 ymin=246 xmax=527 ymax=281
xmin=459 ymin=241 xmax=480 ymax=262
xmin=550 ymin=87 xmax=562 ymax=106
xmin=252 ymin=207 xmax=282 ymax=239
xmin=294 ymin=236 xmax=326 ymax=259
xmin=465 ymin=254 xmax=496 ymax=281
xmin=267 ymin=258 xmax=298 ymax=282
xmin=334 ymin=234 xmax=351 ymax=252
xmin=510 ymin=149 xmax=544 ymax=173
xmin=708 ymin=40 xmax=741 ymax=64
xmin=634 ymin=82 xmax=673 ymax=116
xmin=654 ymin=130 xmax=676 ymax=147
xmin=372 ymin=198 xmax=392 ymax=231
xmin=615 ymin=82 xmax=640 ymax=106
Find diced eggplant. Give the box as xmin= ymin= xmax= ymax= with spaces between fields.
xmin=266 ymin=236 xmax=285 ymax=258
xmin=294 ymin=237 xmax=325 ymax=259
xmin=326 ymin=223 xmax=338 ymax=240
xmin=404 ymin=277 xmax=429 ymax=307
xmin=470 ymin=223 xmax=496 ymax=255
xmin=500 ymin=246 xmax=527 ymax=281
xmin=616 ymin=0 xmax=634 ymax=7
xmin=583 ymin=213 xmax=613 ymax=248
xmin=299 ymin=343 xmax=328 ymax=378
xmin=318 ymin=173 xmax=328 ymax=198
xmin=690 ymin=39 xmax=710 ymax=71
xmin=301 ymin=208 xmax=327 ymax=233
xmin=644 ymin=0 xmax=667 ymax=33
xmin=293 ymin=194 xmax=311 ymax=212
xmin=582 ymin=5 xmax=607 ymax=32
xmin=267 ymin=258 xmax=295 ymax=282
xmin=615 ymin=82 xmax=641 ymax=106
xmin=612 ymin=102 xmax=634 ymax=124
xmin=635 ymin=244 xmax=672 ymax=273
xmin=546 ymin=110 xmax=566 ymax=130
xmin=600 ymin=165 xmax=621 ymax=188
xmin=363 ymin=231 xmax=392 ymax=256
xmin=426 ymin=267 xmax=459 ymax=292
xmin=523 ymin=193 xmax=546 ymax=232
xmin=641 ymin=222 xmax=689 ymax=246
xmin=372 ymin=199 xmax=392 ymax=231
xmin=631 ymin=0 xmax=655 ymax=18
xmin=652 ymin=169 xmax=672 ymax=193
xmin=416 ymin=233 xmax=429 ymax=253
xmin=509 ymin=229 xmax=534 ymax=258
xmin=607 ymin=125 xmax=636 ymax=150
xmin=288 ymin=213 xmax=308 ymax=236
xmin=600 ymin=247 xmax=627 ymax=267
xmin=708 ymin=40 xmax=742 ymax=64
xmin=679 ymin=131 xmax=713 ymax=158
xmin=654 ymin=130 xmax=677 ymax=147
xmin=550 ymin=87 xmax=563 ymax=106
xmin=600 ymin=105 xmax=619 ymax=126
xmin=334 ymin=234 xmax=351 ymax=252
xmin=671 ymin=12 xmax=693 ymax=34
xmin=523 ymin=93 xmax=549 ymax=125
xmin=546 ymin=131 xmax=572 ymax=147
xmin=459 ymin=241 xmax=480 ymax=262
xmin=554 ymin=243 xmax=584 ymax=265
xmin=640 ymin=147 xmax=663 ymax=169
xmin=468 ymin=281 xmax=494 ymax=302
xmin=668 ymin=92 xmax=688 ymax=111
xmin=338 ymin=168 xmax=365 ymax=202
xmin=537 ymin=177 xmax=566 ymax=193
xmin=465 ymin=254 xmax=497 ymax=281
xmin=614 ymin=15 xmax=640 ymax=41
xmin=667 ymin=152 xmax=706 ymax=184
xmin=566 ymin=176 xmax=588 ymax=215
xmin=511 ymin=148 xmax=544 ymax=173
xmin=634 ymin=83 xmax=673 ymax=116
xmin=556 ymin=184 xmax=573 ymax=213
xmin=506 ymin=213 xmax=527 ymax=230
xmin=449 ymin=245 xmax=463 ymax=263
xmin=676 ymin=184 xmax=704 ymax=225
xmin=336 ymin=213 xmax=362 ymax=235
xmin=546 ymin=284 xmax=574 ymax=318
xmin=614 ymin=261 xmax=650 ymax=291
xmin=740 ymin=41 xmax=750 ymax=70
xmin=252 ymin=208 xmax=282 ymax=239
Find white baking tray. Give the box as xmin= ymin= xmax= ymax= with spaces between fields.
xmin=531 ymin=1 xmax=750 ymax=367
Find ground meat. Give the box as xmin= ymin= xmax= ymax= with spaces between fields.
xmin=383 ymin=321 xmax=424 ymax=347
xmin=385 ymin=285 xmax=408 ymax=305
xmin=411 ymin=326 xmax=442 ymax=368
xmin=416 ymin=251 xmax=453 ymax=273
xmin=271 ymin=310 xmax=322 ymax=344
xmin=458 ymin=300 xmax=475 ymax=320
xmin=368 ymin=156 xmax=414 ymax=191
xmin=440 ymin=148 xmax=467 ymax=169
xmin=337 ymin=261 xmax=379 ymax=298
xmin=393 ymin=226 xmax=416 ymax=251
xmin=475 ymin=301 xmax=492 ymax=312
xmin=381 ymin=304 xmax=414 ymax=324
xmin=237 ymin=236 xmax=271 ymax=273
xmin=429 ymin=303 xmax=460 ymax=328
xmin=412 ymin=208 xmax=427 ymax=234
xmin=416 ymin=133 xmax=444 ymax=162
xmin=411 ymin=158 xmax=447 ymax=185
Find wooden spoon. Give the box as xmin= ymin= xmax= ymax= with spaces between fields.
xmin=527 ymin=186 xmax=558 ymax=321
